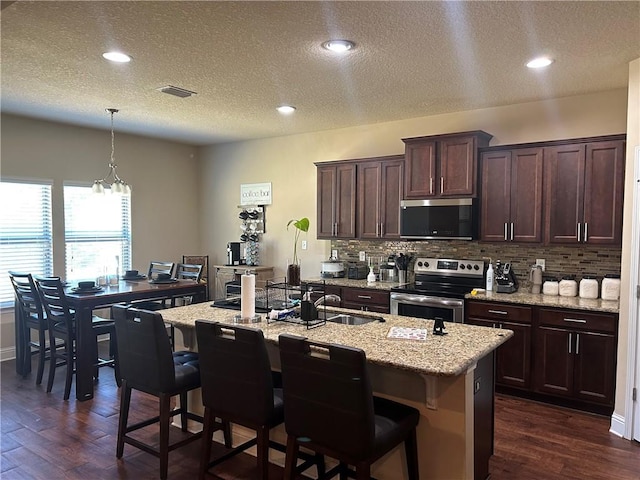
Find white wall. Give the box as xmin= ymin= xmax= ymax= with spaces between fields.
xmin=0 ymin=114 xmax=202 ymax=354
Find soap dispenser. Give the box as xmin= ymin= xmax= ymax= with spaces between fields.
xmin=486 ymin=261 xmax=494 ymax=292
xmin=367 ymin=265 xmax=376 ymax=283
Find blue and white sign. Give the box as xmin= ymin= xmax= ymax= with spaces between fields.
xmin=240 ymin=182 xmax=272 ymax=205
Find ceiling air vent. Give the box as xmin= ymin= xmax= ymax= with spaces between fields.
xmin=156 ymin=85 xmax=197 ymax=98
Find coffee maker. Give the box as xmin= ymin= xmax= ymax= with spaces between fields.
xmin=227 ymin=242 xmax=246 ymax=266
xmin=495 ymin=261 xmax=519 ymax=293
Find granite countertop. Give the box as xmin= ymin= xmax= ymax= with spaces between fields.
xmin=161 ymin=302 xmax=512 ymax=378
xmin=305 ymin=277 xmax=407 ymax=291
xmin=465 ymin=290 xmax=619 ymax=314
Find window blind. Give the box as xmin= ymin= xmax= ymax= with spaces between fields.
xmin=0 ymin=181 xmax=53 ymax=305
xmin=64 ymin=185 xmax=131 ymax=281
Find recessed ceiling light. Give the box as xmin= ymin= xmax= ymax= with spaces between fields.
xmin=102 ymin=51 xmax=132 ymax=63
xmin=526 ymin=56 xmax=553 ymax=69
xmin=322 ymin=40 xmax=355 ymax=53
xmin=276 ymin=105 xmax=296 ymax=115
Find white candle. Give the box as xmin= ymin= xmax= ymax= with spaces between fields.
xmin=240 ymin=271 xmax=255 ymax=319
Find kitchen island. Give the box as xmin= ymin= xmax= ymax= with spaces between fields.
xmin=161 ymin=302 xmax=513 ymax=480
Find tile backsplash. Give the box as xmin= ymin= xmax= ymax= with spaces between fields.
xmin=332 ymin=239 xmax=621 ymax=291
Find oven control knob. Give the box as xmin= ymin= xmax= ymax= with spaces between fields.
xmin=460 ymin=264 xmax=465 ymax=269
xmin=417 ymin=261 xmax=423 ymax=267
xmin=424 ymin=262 xmax=429 ymax=268
xmin=467 ymin=264 xmax=472 ymax=270
xmin=473 ymin=264 xmax=480 ymax=270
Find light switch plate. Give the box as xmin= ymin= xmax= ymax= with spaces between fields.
xmin=536 ymin=258 xmax=546 ymax=271
xmin=331 ymin=249 xmax=338 ymax=259
xmin=301 ymin=240 xmax=307 ymax=250
xmin=359 ymin=251 xmax=366 ymax=261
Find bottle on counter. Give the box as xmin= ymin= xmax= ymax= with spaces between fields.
xmin=542 ymin=277 xmax=559 ymax=296
xmin=579 ymin=275 xmax=599 ymax=299
xmin=367 ymin=266 xmax=376 ymax=283
xmin=601 ymin=274 xmax=621 ymax=301
xmin=559 ymin=275 xmax=578 ymax=297
xmin=485 ymin=262 xmax=494 ymax=292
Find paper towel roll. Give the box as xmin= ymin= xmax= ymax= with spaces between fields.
xmin=240 ymin=271 xmax=256 ymax=319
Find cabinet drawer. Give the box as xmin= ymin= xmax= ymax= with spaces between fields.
xmin=466 ymin=301 xmax=532 ymax=323
xmin=342 ymin=288 xmax=389 ymax=307
xmin=537 ymin=308 xmax=617 ymax=334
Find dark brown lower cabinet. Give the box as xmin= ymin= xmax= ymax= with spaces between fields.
xmin=466 ymin=300 xmax=618 ymax=414
xmin=342 ymin=287 xmax=390 ymax=313
xmin=534 ymin=308 xmax=617 ymax=408
xmin=466 ymin=301 xmax=532 ymax=389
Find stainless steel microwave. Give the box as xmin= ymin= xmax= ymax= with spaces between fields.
xmin=400 ymin=198 xmax=478 ymax=240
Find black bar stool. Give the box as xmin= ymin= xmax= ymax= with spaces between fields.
xmin=278 ymin=333 xmax=420 ymax=480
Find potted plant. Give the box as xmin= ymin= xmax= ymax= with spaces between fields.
xmin=286 ymin=217 xmax=309 ymax=285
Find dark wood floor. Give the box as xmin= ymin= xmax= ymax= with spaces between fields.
xmin=2 ymin=353 xmax=639 ymax=480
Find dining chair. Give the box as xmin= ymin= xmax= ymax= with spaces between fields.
xmin=9 ymin=271 xmax=51 ymax=384
xmin=112 ymin=305 xmax=207 ymax=480
xmin=170 ymin=263 xmax=204 ymax=307
xmin=148 ymin=261 xmax=175 ymax=280
xmin=278 ymin=333 xmax=420 ymax=480
xmin=35 ymin=276 xmax=120 ymax=400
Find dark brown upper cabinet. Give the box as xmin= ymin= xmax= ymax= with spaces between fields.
xmin=357 ymin=156 xmax=404 ymax=239
xmin=544 ymin=138 xmax=625 ymax=245
xmin=480 ymin=147 xmax=543 ymax=243
xmin=402 ymin=131 xmax=492 ymax=199
xmin=316 ymin=163 xmax=356 ymax=239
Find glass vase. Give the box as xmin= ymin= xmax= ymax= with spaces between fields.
xmin=287 ymin=263 xmax=301 ymax=286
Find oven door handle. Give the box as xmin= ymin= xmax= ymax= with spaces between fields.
xmin=391 ymin=293 xmax=463 ymax=308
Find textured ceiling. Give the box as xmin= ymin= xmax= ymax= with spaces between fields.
xmin=1 ymin=1 xmax=639 ymax=145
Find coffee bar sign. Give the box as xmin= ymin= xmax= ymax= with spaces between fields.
xmin=240 ymin=182 xmax=272 ymax=205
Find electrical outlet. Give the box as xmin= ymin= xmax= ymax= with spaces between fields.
xmin=359 ymin=251 xmax=366 ymax=262
xmin=301 ymin=240 xmax=307 ymax=250
xmin=331 ymin=249 xmax=338 ymax=259
xmin=536 ymin=258 xmax=546 ymax=271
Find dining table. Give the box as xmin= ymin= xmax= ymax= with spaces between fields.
xmin=15 ymin=277 xmax=207 ymax=401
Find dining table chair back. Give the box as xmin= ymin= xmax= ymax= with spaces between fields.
xmin=9 ymin=271 xmax=49 ymax=385
xmin=175 ymin=263 xmax=203 ymax=283
xmin=112 ymin=305 xmax=204 ymax=480
xmin=278 ymin=333 xmax=420 ymax=480
xmin=148 ymin=261 xmax=175 ymax=280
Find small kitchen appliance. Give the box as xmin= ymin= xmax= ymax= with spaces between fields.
xmin=227 ymin=242 xmax=246 ymax=266
xmin=347 ymin=262 xmax=368 ymax=280
xmin=530 ymin=264 xmax=543 ymax=294
xmin=320 ymin=259 xmax=345 ymax=278
xmin=495 ymin=261 xmax=518 ymax=293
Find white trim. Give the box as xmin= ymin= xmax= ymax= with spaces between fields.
xmin=610 ymin=412 xmax=626 ymax=438
xmin=0 ymin=346 xmax=17 ymax=362
xmin=623 ymin=145 xmax=640 ymax=440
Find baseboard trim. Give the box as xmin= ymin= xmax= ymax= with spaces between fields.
xmin=609 ymin=412 xmax=626 ymax=438
xmin=1 ymin=346 xmax=17 ymax=362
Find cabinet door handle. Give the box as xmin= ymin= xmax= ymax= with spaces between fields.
xmin=504 ymin=223 xmax=508 ymax=241
xmin=584 ymin=222 xmax=588 ymax=242
xmin=357 ymin=295 xmax=372 ymax=299
xmin=440 ymin=177 xmax=444 ymax=192
xmin=577 ymin=223 xmax=581 ymax=242
xmin=568 ymin=332 xmax=572 ymax=354
xmin=380 ymin=223 xmax=384 ymax=237
xmin=576 ymin=333 xmax=580 ymax=355
xmin=510 ymin=222 xmax=514 ymax=241
xmin=564 ymin=318 xmax=587 ymax=323
xmin=488 ymin=309 xmax=508 ymax=315
xmin=429 ymin=177 xmax=434 ymax=195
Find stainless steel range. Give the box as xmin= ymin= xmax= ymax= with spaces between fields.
xmin=390 ymin=257 xmax=485 ymax=323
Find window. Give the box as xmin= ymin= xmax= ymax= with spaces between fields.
xmin=64 ymin=185 xmax=131 ymax=281
xmin=0 ymin=180 xmax=53 ymax=306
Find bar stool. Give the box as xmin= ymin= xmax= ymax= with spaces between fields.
xmin=112 ymin=306 xmax=215 ymax=480
xmin=278 ymin=333 xmax=420 ymax=480
xmin=195 ymin=321 xmax=322 ymax=480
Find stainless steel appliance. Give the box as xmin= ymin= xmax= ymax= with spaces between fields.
xmin=400 ymin=198 xmax=478 ymax=240
xmin=226 ymin=242 xmax=246 ymax=266
xmin=495 ymin=261 xmax=518 ymax=293
xmin=390 ymin=257 xmax=485 ymax=323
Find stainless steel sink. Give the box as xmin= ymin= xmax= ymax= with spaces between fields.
xmin=317 ymin=311 xmax=384 ymax=325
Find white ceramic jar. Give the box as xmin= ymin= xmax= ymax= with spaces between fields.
xmin=579 ymin=276 xmax=599 ymax=299
xmin=559 ymin=276 xmax=578 ymax=297
xmin=542 ymin=278 xmax=559 ymax=296
xmin=601 ymin=274 xmax=621 ymax=301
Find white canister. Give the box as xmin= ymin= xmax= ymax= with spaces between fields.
xmin=542 ymin=278 xmax=559 ymax=296
xmin=559 ymin=276 xmax=578 ymax=297
xmin=601 ymin=274 xmax=621 ymax=301
xmin=579 ymin=275 xmax=599 ymax=299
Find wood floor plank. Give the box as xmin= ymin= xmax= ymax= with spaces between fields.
xmin=2 ymin=351 xmax=639 ymax=479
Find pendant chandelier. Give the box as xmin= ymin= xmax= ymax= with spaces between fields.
xmin=92 ymin=108 xmax=131 ymax=195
